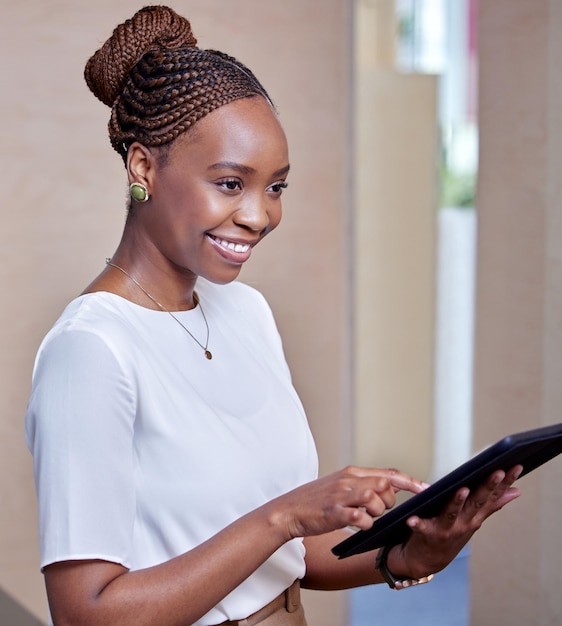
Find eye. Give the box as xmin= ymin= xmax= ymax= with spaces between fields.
xmin=268 ymin=181 xmax=288 ymax=195
xmin=218 ymin=179 xmax=242 ymax=192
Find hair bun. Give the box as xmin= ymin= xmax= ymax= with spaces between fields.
xmin=84 ymin=5 xmax=198 ymax=107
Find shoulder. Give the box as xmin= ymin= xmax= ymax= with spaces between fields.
xmin=33 ymin=293 xmax=146 ymax=375
xmin=41 ymin=293 xmax=134 ymax=345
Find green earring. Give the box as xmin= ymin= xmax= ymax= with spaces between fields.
xmin=129 ymin=182 xmax=150 ymax=203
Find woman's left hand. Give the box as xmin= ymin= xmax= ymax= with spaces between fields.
xmin=388 ymin=464 xmax=523 ymax=579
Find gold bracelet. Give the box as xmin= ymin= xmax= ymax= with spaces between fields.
xmin=375 ymin=545 xmax=435 ymax=590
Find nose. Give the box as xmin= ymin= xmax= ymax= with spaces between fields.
xmin=233 ymin=195 xmax=273 ymax=234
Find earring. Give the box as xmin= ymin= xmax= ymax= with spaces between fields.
xmin=129 ymin=182 xmax=150 ymax=203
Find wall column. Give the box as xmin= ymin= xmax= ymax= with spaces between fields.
xmin=353 ymin=0 xmax=438 ymax=479
xmin=471 ymin=0 xmax=562 ymax=622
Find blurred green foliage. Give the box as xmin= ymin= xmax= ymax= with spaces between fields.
xmin=440 ymin=164 xmax=476 ymax=209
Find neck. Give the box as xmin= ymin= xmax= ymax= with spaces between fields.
xmin=108 ymin=238 xmax=198 ymax=311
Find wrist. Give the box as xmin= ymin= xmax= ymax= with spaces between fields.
xmin=386 ymin=544 xmax=431 ymax=580
xmin=261 ymin=498 xmax=298 ymax=545
xmin=375 ymin=545 xmax=434 ymax=590
xmin=386 ymin=544 xmax=415 ymax=578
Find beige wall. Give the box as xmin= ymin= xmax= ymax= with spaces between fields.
xmin=471 ymin=0 xmax=562 ymax=623
xmin=352 ymin=0 xmax=437 ymax=487
xmin=1 ymin=2 xmax=352 ymax=623
xmin=353 ymin=67 xmax=438 ymax=478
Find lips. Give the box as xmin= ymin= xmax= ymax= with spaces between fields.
xmin=207 ymin=234 xmax=253 ymax=263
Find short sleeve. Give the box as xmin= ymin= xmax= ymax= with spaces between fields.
xmin=25 ymin=326 xmax=137 ymax=570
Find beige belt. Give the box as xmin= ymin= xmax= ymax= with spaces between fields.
xmin=216 ymin=580 xmax=304 ymax=626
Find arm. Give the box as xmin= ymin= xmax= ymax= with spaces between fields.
xmin=45 ymin=466 xmax=427 ymax=626
xmin=302 ymin=530 xmax=386 ymax=590
xmin=45 ymin=503 xmax=289 ymax=626
xmin=302 ymin=465 xmax=523 ymax=591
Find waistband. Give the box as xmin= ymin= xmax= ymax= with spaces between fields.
xmin=215 ymin=580 xmax=301 ymax=626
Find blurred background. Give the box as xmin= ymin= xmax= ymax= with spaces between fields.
xmin=2 ymin=1 xmax=562 ymax=624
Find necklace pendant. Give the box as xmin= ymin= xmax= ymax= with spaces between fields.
xmin=205 ymin=350 xmax=213 ymax=360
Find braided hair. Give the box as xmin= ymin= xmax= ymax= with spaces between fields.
xmin=84 ymin=5 xmax=273 ymax=162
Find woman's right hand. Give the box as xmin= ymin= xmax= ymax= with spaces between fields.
xmin=271 ymin=465 xmax=429 ymax=541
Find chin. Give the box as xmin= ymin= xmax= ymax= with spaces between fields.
xmin=200 ymin=266 xmax=244 ymax=285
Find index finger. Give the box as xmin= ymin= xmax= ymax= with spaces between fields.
xmin=355 ymin=467 xmax=430 ymax=495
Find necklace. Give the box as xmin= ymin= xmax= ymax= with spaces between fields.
xmin=106 ymin=259 xmax=212 ymax=360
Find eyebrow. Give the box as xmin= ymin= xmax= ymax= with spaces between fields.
xmin=208 ymin=161 xmax=290 ymax=178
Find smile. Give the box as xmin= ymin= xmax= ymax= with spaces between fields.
xmin=208 ymin=235 xmax=250 ymax=253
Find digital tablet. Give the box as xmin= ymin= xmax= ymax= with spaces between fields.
xmin=332 ymin=422 xmax=562 ymax=559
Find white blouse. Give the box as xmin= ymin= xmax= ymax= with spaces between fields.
xmin=25 ymin=278 xmax=318 ymax=625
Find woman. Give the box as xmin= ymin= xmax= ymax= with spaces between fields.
xmin=25 ymin=6 xmax=522 ymax=626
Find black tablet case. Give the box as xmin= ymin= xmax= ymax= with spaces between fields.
xmin=332 ymin=422 xmax=562 ymax=559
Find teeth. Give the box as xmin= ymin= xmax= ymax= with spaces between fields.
xmin=214 ymin=237 xmax=250 ymax=253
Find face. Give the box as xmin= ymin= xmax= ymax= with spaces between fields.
xmin=135 ymin=96 xmax=289 ymax=285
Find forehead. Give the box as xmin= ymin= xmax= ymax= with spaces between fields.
xmin=168 ymin=97 xmax=289 ymax=167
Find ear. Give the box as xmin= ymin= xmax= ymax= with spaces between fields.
xmin=126 ymin=142 xmax=156 ymax=193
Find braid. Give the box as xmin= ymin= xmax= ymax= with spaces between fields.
xmin=84 ymin=5 xmax=273 ymax=162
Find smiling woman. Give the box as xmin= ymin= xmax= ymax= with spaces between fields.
xmin=23 ymin=5 xmax=523 ymax=626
